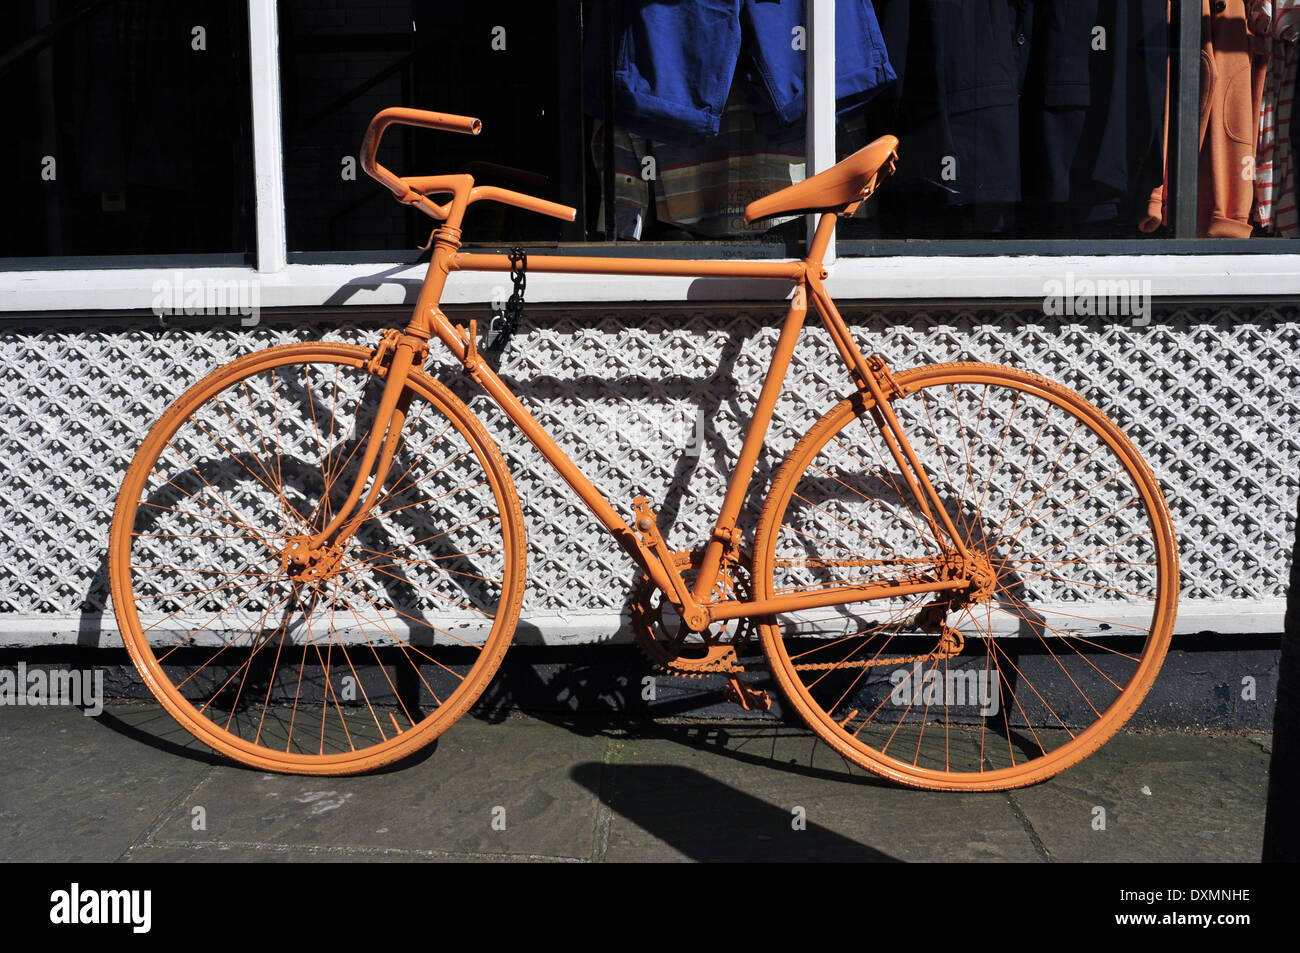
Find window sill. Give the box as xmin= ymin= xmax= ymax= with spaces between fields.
xmin=4 ymin=252 xmax=1300 ymax=314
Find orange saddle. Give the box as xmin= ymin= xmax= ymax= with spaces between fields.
xmin=744 ymin=134 xmax=899 ymax=223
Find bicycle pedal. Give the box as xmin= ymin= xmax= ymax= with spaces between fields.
xmin=724 ymin=676 xmax=771 ymax=712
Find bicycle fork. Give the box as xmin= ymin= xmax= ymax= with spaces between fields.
xmin=281 ymin=329 xmax=426 ymax=581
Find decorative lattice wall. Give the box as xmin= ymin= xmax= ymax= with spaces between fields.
xmin=0 ymin=302 xmax=1294 ymax=646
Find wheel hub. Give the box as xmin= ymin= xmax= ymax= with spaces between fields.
xmin=932 ymin=547 xmax=1000 ymax=608
xmin=963 ymin=549 xmax=1000 ymax=605
xmin=281 ymin=536 xmax=345 ymax=584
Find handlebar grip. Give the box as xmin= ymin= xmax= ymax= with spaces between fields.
xmin=370 ymin=106 xmax=482 ymax=137
xmin=469 ymin=185 xmax=577 ymax=223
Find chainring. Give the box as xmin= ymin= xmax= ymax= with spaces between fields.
xmin=629 ymin=546 xmax=756 ymax=678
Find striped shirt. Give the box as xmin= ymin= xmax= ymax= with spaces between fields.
xmin=1253 ymin=0 xmax=1300 ymax=235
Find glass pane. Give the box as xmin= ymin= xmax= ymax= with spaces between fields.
xmin=0 ymin=0 xmax=254 ymax=261
xmin=838 ymin=0 xmax=1174 ymax=244
xmin=1200 ymin=0 xmax=1294 ymax=240
xmin=279 ymin=0 xmax=824 ymax=252
xmin=583 ymin=0 xmax=841 ymax=247
xmin=279 ymin=0 xmax=582 ymax=254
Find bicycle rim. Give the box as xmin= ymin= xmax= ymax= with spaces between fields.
xmin=109 ymin=342 xmax=526 ymax=774
xmin=754 ymin=362 xmax=1178 ymax=791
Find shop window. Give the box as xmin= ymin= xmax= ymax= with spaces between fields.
xmin=839 ymin=1 xmax=1171 ymax=243
xmin=7 ymin=0 xmax=1294 ymax=269
xmin=279 ymin=0 xmax=585 ymax=256
xmin=278 ymin=0 xmax=827 ymax=255
xmin=0 ymin=0 xmax=254 ymax=261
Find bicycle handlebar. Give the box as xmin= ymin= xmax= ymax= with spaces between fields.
xmin=361 ymin=106 xmax=577 ymax=224
xmin=361 ymin=107 xmax=480 ymax=218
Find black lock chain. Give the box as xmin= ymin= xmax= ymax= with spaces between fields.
xmin=484 ymin=247 xmax=527 ymax=353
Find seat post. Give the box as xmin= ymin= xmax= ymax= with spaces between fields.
xmin=806 ymin=212 xmax=839 ymax=269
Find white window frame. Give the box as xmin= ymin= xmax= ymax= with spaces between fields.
xmin=4 ymin=0 xmax=1300 ymax=315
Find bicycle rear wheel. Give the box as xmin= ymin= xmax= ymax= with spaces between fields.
xmin=109 ymin=341 xmax=526 ymax=774
xmin=753 ymin=362 xmax=1178 ymax=791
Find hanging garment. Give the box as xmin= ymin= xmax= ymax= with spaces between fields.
xmin=1020 ymin=1 xmax=1169 ymax=229
xmin=867 ymin=0 xmax=1167 ymax=235
xmin=590 ymin=83 xmax=808 ymax=239
xmin=868 ymin=0 xmax=1025 ymax=209
xmin=583 ymin=0 xmax=896 ymax=142
xmin=1142 ymin=0 xmax=1268 ymax=236
xmin=1251 ymin=0 xmax=1300 ymax=234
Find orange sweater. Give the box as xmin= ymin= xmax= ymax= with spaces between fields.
xmin=1142 ymin=0 xmax=1269 ymax=236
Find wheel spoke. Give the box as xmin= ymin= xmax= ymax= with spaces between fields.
xmin=758 ymin=365 xmax=1175 ymax=790
xmin=111 ymin=346 xmax=522 ymax=774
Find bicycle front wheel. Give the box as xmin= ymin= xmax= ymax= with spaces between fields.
xmin=753 ymin=362 xmax=1178 ymax=791
xmin=109 ymin=342 xmax=526 ymax=775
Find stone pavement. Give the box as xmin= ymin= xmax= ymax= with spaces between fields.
xmin=0 ymin=701 xmax=1271 ymax=863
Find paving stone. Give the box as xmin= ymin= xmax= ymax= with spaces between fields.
xmin=142 ymin=713 xmax=605 ymax=861
xmin=0 ymin=704 xmax=211 ymax=862
xmin=0 ymin=702 xmax=1272 ymax=863
xmin=583 ymin=722 xmax=1041 ymax=862
xmin=1011 ymin=730 xmax=1269 ymax=862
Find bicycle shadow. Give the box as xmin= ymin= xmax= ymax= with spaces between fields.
xmin=90 ymin=700 xmax=444 ymax=775
xmin=571 ymin=761 xmax=900 ymax=862
xmin=445 ymin=326 xmax=785 ymax=539
xmin=318 ymin=263 xmax=428 ymax=309
xmin=314 ymin=267 xmax=793 ymax=311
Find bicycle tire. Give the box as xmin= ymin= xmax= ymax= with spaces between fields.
xmin=753 ymin=362 xmax=1179 ymax=791
xmin=109 ymin=341 xmax=526 ymax=775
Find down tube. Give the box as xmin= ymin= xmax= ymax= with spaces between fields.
xmin=451 ymin=331 xmax=679 ymax=597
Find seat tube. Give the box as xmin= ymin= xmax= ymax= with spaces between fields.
xmin=692 ymin=280 xmax=810 ymax=602
xmin=807 ymin=211 xmax=838 ymax=266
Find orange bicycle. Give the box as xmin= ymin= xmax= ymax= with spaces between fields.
xmin=109 ymin=108 xmax=1179 ymax=790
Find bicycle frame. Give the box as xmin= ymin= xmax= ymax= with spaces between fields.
xmin=314 ymin=108 xmax=977 ymax=632
xmin=105 ymin=103 xmax=1179 ymax=784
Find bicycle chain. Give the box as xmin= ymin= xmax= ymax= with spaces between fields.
xmin=659 ymin=648 xmax=747 ymax=679
xmin=791 ymin=653 xmax=944 ymax=671
xmin=645 ymin=619 xmax=958 ymax=677
xmin=633 ymin=550 xmax=965 ymax=678
xmin=790 ymin=622 xmax=964 ymax=671
xmin=630 ymin=547 xmax=757 ymax=679
xmin=655 ymin=639 xmax=951 ymax=677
